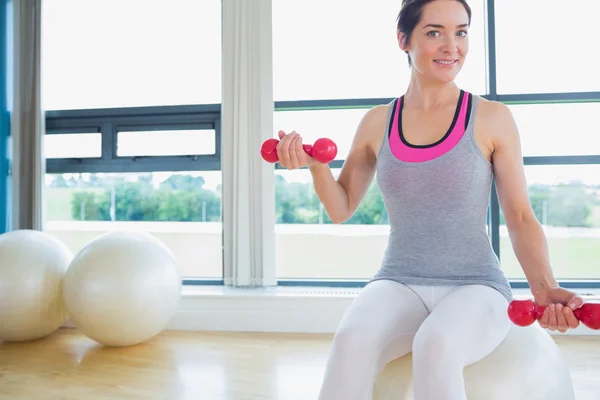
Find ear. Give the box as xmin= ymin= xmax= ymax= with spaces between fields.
xmin=397 ymin=32 xmax=409 ymax=52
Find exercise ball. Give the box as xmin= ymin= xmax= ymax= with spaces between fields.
xmin=0 ymin=230 xmax=73 ymax=342
xmin=63 ymin=231 xmax=182 ymax=347
xmin=373 ymin=324 xmax=575 ymax=400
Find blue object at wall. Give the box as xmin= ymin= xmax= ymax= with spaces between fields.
xmin=0 ymin=0 xmax=10 ymax=234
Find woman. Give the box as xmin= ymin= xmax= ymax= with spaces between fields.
xmin=275 ymin=0 xmax=583 ymax=398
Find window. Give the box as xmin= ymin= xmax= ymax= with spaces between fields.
xmin=45 ymin=171 xmax=223 ymax=279
xmin=117 ymin=129 xmax=216 ymax=157
xmin=45 ymin=106 xmax=220 ymax=174
xmin=43 ymin=102 xmax=222 ymax=282
xmin=273 ymin=108 xmax=370 ymax=160
xmin=500 ymin=165 xmax=600 ymax=280
xmin=36 ymin=1 xmax=600 ymax=291
xmin=275 ymin=167 xmax=494 ymax=281
xmin=275 ymin=168 xmax=389 ymax=280
xmin=272 ymin=0 xmax=486 ymax=101
xmin=41 ymin=0 xmax=222 ymax=110
xmin=509 ymin=102 xmax=600 ymax=157
xmin=45 ymin=133 xmax=102 ymax=159
xmin=495 ymin=0 xmax=598 ymax=94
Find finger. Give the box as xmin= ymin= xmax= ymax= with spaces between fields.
xmin=555 ymin=304 xmax=568 ymax=333
xmin=547 ymin=304 xmax=558 ymax=330
xmin=285 ymin=132 xmax=300 ymax=169
xmin=287 ymin=133 xmax=301 ymax=169
xmin=297 ymin=135 xmax=311 ymax=166
xmin=538 ymin=306 xmax=549 ymax=329
xmin=278 ymin=130 xmax=286 ymax=140
xmin=276 ymin=138 xmax=286 ymax=167
xmin=563 ymin=307 xmax=580 ymax=329
xmin=567 ymin=295 xmax=584 ymax=311
xmin=277 ymin=132 xmax=294 ymax=167
xmin=289 ymin=134 xmax=302 ymax=169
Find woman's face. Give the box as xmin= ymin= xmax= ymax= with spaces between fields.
xmin=400 ymin=0 xmax=470 ymax=83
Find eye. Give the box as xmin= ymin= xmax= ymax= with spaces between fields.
xmin=457 ymin=30 xmax=468 ymax=37
xmin=426 ymin=30 xmax=440 ymax=37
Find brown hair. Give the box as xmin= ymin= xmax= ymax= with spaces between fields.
xmin=396 ymin=0 xmax=472 ymax=66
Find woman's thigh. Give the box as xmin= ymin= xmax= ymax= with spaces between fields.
xmin=333 ymin=279 xmax=430 ymax=361
xmin=413 ymin=284 xmax=511 ymax=366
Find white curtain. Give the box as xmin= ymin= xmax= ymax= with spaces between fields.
xmin=221 ymin=0 xmax=277 ymax=287
xmin=11 ymin=0 xmax=45 ymax=231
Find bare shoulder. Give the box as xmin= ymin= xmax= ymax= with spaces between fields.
xmin=477 ymin=98 xmax=514 ymax=125
xmin=474 ymin=97 xmax=519 ymax=154
xmin=353 ymin=103 xmax=392 ymax=156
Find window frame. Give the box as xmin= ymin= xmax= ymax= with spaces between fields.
xmin=274 ymin=97 xmax=600 ymax=291
xmin=45 ymin=104 xmax=221 ymax=174
xmin=275 ymin=0 xmax=600 ymax=290
xmin=26 ymin=0 xmax=600 ymax=291
xmin=45 ymin=104 xmax=224 ymax=286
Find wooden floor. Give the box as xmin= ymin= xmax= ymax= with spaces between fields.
xmin=1 ymin=329 xmax=599 ymax=400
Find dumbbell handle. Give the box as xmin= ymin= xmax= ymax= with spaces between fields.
xmin=507 ymin=299 xmax=600 ymax=330
xmin=260 ymin=137 xmax=337 ymax=164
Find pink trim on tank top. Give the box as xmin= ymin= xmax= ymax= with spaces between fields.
xmin=389 ymin=92 xmax=470 ymax=162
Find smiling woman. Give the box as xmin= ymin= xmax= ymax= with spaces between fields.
xmin=272 ymin=0 xmax=586 ymax=398
xmin=396 ymin=0 xmax=472 ymax=68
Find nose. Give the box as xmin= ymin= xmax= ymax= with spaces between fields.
xmin=441 ymin=36 xmax=458 ymax=55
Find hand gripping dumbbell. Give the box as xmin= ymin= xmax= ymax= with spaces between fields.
xmin=507 ymin=299 xmax=600 ymax=330
xmin=260 ymin=137 xmax=338 ymax=164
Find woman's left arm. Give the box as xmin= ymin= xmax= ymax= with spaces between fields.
xmin=485 ymin=101 xmax=583 ymax=332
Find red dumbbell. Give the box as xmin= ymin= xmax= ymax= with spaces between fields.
xmin=507 ymin=299 xmax=600 ymax=330
xmin=260 ymin=137 xmax=338 ymax=164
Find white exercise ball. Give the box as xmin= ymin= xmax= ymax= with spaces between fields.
xmin=0 ymin=229 xmax=73 ymax=342
xmin=373 ymin=324 xmax=575 ymax=400
xmin=63 ymin=230 xmax=182 ymax=347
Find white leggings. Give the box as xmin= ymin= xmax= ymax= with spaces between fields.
xmin=318 ymin=280 xmax=511 ymax=400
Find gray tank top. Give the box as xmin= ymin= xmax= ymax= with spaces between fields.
xmin=368 ymin=91 xmax=512 ymax=303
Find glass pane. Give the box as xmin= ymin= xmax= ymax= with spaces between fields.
xmin=45 ymin=133 xmax=101 ymax=158
xmin=273 ymin=109 xmax=369 ymax=160
xmin=500 ymin=165 xmax=600 ymax=280
xmin=41 ymin=0 xmax=222 ymax=110
xmin=509 ymin=102 xmax=600 ymax=157
xmin=276 ymin=168 xmax=389 ymax=280
xmin=272 ymin=0 xmax=486 ymax=101
xmin=117 ymin=129 xmax=216 ymax=157
xmin=44 ymin=171 xmax=223 ymax=279
xmin=276 ymin=167 xmax=492 ymax=280
xmin=496 ymin=0 xmax=598 ymax=94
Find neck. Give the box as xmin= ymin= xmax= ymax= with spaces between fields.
xmin=404 ymin=69 xmax=460 ymax=110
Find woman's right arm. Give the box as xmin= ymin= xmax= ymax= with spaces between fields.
xmin=307 ymin=105 xmax=389 ymax=223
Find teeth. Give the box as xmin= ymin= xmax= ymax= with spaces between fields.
xmin=435 ymin=60 xmax=455 ymax=65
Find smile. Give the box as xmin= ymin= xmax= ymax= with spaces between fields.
xmin=434 ymin=59 xmax=457 ymax=65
